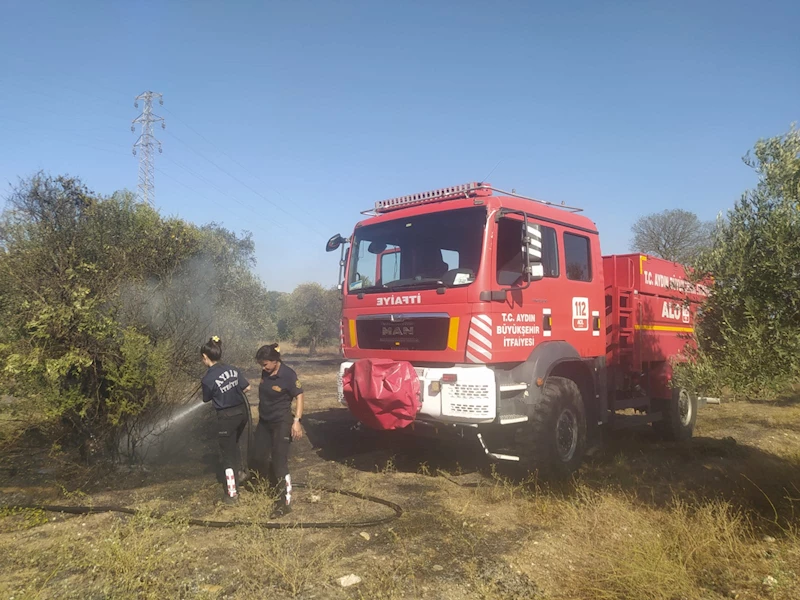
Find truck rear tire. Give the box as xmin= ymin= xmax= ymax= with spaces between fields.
xmin=516 ymin=376 xmax=586 ymax=478
xmin=653 ymin=387 xmax=697 ymax=441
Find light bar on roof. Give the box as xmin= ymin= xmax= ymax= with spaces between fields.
xmin=374 ymin=182 xmax=491 ymax=213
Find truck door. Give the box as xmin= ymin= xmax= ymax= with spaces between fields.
xmin=490 ymin=214 xmax=560 ymax=362
xmin=490 ymin=214 xmax=603 ymax=361
xmin=560 ymin=230 xmax=604 ymax=356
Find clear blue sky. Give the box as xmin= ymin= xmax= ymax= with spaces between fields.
xmin=1 ymin=0 xmax=797 ymax=292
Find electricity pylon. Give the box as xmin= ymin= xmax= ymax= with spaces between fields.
xmin=131 ymin=91 xmax=165 ymax=206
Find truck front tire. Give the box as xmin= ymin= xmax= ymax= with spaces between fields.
xmin=653 ymin=387 xmax=697 ymax=441
xmin=517 ymin=376 xmax=587 ymax=478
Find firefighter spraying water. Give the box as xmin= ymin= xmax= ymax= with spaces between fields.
xmin=200 ymin=336 xmax=251 ymax=504
xmin=327 ymin=182 xmax=709 ymax=477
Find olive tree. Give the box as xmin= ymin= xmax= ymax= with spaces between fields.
xmin=683 ymin=126 xmax=800 ymax=398
xmin=0 ymin=173 xmax=277 ymax=460
xmin=630 ymin=208 xmax=714 ymax=265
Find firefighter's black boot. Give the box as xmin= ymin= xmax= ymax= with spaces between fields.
xmin=221 ymin=467 xmax=239 ymax=505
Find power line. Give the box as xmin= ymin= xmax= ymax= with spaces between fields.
xmin=131 ymin=91 xmax=165 ymax=206
xmin=154 ymin=166 xmax=295 ymax=243
xmin=162 ymin=106 xmax=293 ymax=201
xmin=160 ymin=108 xmax=328 ymax=238
xmin=163 ymin=128 xmax=326 ymax=238
xmin=161 ymin=154 xmax=283 ymax=224
xmin=1 ymin=112 xmax=287 ymax=236
xmin=9 ymin=85 xmax=329 ymax=238
xmin=154 ymin=166 xmax=221 ymax=206
xmin=2 ymin=113 xmax=278 ymax=230
xmin=5 ymin=85 xmax=331 ymax=239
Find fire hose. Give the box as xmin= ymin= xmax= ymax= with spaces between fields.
xmin=1 ymin=389 xmax=404 ymax=529
xmin=1 ymin=483 xmax=403 ymax=529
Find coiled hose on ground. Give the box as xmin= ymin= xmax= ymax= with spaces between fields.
xmin=2 ymin=482 xmax=403 ymax=529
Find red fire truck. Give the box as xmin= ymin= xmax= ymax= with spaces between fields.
xmin=325 ymin=182 xmax=708 ymax=476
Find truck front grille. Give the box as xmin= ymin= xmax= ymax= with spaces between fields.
xmin=356 ymin=316 xmax=450 ymax=351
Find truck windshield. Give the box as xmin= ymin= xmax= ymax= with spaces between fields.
xmin=348 ymin=207 xmax=487 ymax=293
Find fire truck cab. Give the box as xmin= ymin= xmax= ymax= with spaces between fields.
xmin=326 ymin=182 xmax=704 ymax=476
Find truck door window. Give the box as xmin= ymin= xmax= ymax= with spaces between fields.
xmin=564 ymin=232 xmax=592 ymax=281
xmin=496 ymin=218 xmax=559 ymax=285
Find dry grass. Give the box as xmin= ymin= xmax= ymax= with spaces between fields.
xmin=1 ymin=365 xmax=800 ymax=599
xmin=541 ymin=491 xmax=772 ymax=599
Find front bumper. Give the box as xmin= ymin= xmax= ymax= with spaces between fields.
xmin=337 ymin=361 xmax=497 ymax=424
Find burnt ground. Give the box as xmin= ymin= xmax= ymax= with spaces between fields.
xmin=1 ymin=358 xmax=800 ymax=599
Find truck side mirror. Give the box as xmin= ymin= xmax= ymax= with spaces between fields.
xmin=326 ymin=233 xmax=347 ymax=252
xmin=326 ymin=235 xmax=350 ymax=295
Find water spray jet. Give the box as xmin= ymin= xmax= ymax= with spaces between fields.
xmin=120 ymin=391 xmax=207 ymax=462
xmin=148 ymin=399 xmax=206 ymax=438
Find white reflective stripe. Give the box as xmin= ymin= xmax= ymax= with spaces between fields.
xmin=528 ymin=248 xmax=542 ymax=258
xmin=468 ymin=328 xmax=492 ymax=348
xmin=466 ymin=316 xmax=493 ymax=363
xmin=488 ymin=452 xmax=520 ymax=462
xmin=527 ymin=226 xmax=542 ymax=238
xmin=529 ymin=238 xmax=542 ymax=248
xmin=593 ymin=331 xmax=600 ymax=337
xmin=470 ymin=317 xmax=492 ymax=336
xmin=499 ymin=384 xmax=528 ymax=392
xmin=499 ymin=415 xmax=528 ymax=424
xmin=465 ymin=350 xmax=484 ymax=363
xmin=467 ymin=340 xmax=492 ymax=359
xmin=591 ymin=310 xmax=600 ymax=316
xmin=543 ymin=330 xmax=552 ymax=337
xmin=543 ymin=308 xmax=551 ymax=314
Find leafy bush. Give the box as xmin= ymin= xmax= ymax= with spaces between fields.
xmin=0 ymin=174 xmax=277 ymax=459
xmin=680 ymin=126 xmax=800 ymax=398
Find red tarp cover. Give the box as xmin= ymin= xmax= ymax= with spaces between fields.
xmin=342 ymin=359 xmax=421 ymax=430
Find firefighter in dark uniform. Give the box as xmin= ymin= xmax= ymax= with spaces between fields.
xmin=254 ymin=343 xmax=304 ymax=517
xmin=200 ymin=336 xmax=251 ymax=505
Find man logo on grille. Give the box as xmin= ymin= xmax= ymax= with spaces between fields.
xmin=382 ymin=325 xmax=414 ymax=336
